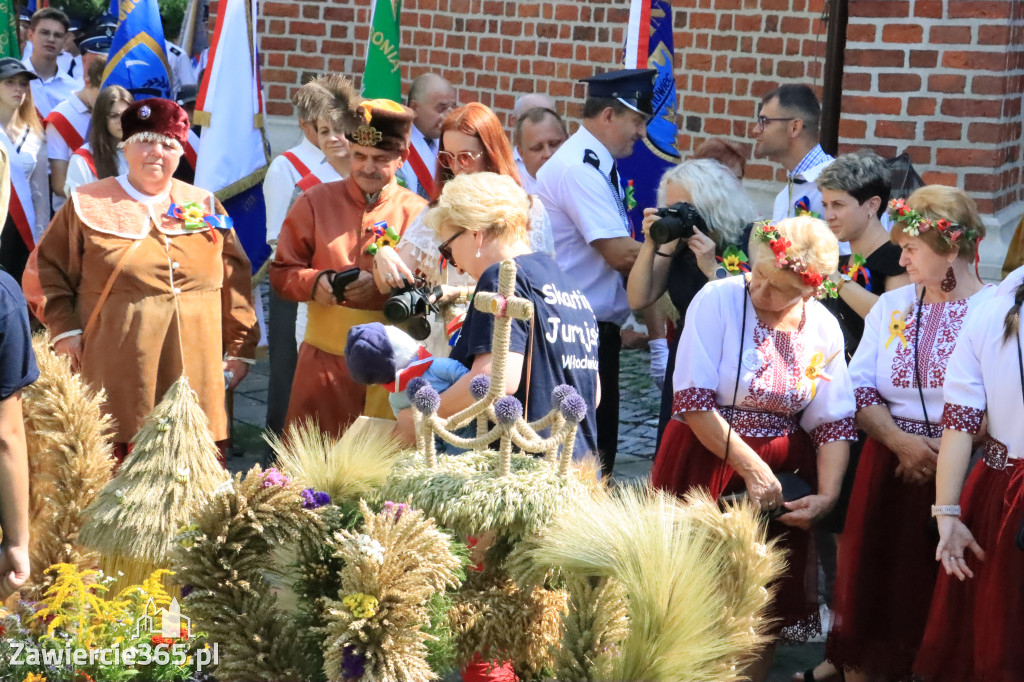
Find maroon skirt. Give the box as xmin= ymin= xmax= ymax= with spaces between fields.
xmin=826 ymin=436 xmax=938 ymax=677
xmin=651 ymin=418 xmax=819 ymax=637
xmin=914 ymin=457 xmax=1024 ymax=682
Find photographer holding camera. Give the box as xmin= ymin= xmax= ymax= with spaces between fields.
xmin=626 ymin=159 xmax=758 ymax=446
xmin=271 ymin=99 xmax=427 ymax=436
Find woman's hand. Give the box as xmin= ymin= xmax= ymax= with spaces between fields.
xmin=778 ymin=494 xmax=836 ymax=530
xmin=892 ymin=431 xmax=940 ymax=484
xmin=223 ymin=358 xmax=249 ymax=390
xmin=372 ymin=245 xmax=415 ymax=294
xmin=640 ymin=207 xmax=681 ymax=255
xmin=53 ymin=334 xmax=83 ymax=372
xmin=740 ymin=459 xmax=784 ymax=512
xmin=687 ymin=230 xmax=718 ymax=278
xmin=936 ymin=515 xmax=985 ymax=581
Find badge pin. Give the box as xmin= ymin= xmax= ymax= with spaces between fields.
xmin=139 ymin=105 xmax=151 ymax=119
xmin=742 ymin=348 xmax=762 ymax=370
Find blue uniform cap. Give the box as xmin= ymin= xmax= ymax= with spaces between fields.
xmin=580 ymin=68 xmax=657 ymax=116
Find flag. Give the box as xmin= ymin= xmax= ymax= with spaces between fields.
xmin=362 ymin=0 xmax=402 ymax=99
xmin=0 ymin=0 xmax=20 ymax=59
xmin=616 ymin=0 xmax=680 ymax=240
xmin=193 ymin=0 xmax=270 ymax=273
xmin=101 ymin=0 xmax=172 ymax=99
xmin=177 ymin=0 xmax=211 ymax=61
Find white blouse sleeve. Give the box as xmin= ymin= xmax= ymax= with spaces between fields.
xmin=527 ymin=195 xmax=555 ymax=255
xmin=63 ymin=153 xmax=96 ymax=197
xmin=397 ymin=207 xmax=443 ymax=283
xmin=940 ymin=311 xmax=986 ymax=435
xmin=670 ymin=281 xmax=725 ymax=413
xmin=848 ymin=295 xmax=887 ymax=411
xmin=799 ymin=312 xmax=858 ymax=447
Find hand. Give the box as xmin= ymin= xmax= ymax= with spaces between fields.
xmin=392 ymin=408 xmax=417 ymax=446
xmin=892 ymin=432 xmax=940 ymax=484
xmin=777 ymin=494 xmax=836 ymax=530
xmin=640 ymin=207 xmax=680 ymax=254
xmin=341 ymin=270 xmax=379 ymax=307
xmin=222 ymin=358 xmax=249 ymax=391
xmin=53 ymin=334 xmax=83 ymax=372
xmin=0 ymin=544 xmax=30 ymax=600
xmin=687 ymin=230 xmax=717 ymax=277
xmin=741 ymin=461 xmax=784 ymax=512
xmin=313 ymin=273 xmax=338 ymax=306
xmin=936 ymin=515 xmax=985 ymax=581
xmin=372 ymin=245 xmax=415 ymax=294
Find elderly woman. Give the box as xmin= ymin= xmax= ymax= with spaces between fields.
xmin=826 ymin=187 xmax=993 ymax=682
xmin=626 ymin=159 xmax=758 ymax=444
xmin=913 ymin=276 xmax=1024 ymax=681
xmin=394 ymin=171 xmax=599 ymax=458
xmin=651 ymin=216 xmax=855 ymax=681
xmin=35 ymin=98 xmax=258 ymax=456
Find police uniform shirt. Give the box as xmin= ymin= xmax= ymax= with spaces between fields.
xmin=263 ymin=136 xmax=325 ymax=244
xmin=396 ymin=124 xmax=437 ymax=199
xmin=536 ymin=125 xmax=631 ymax=326
xmin=22 ymin=56 xmax=79 ymax=117
xmin=165 ymin=41 xmax=198 ymax=99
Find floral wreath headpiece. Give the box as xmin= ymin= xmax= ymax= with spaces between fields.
xmin=753 ymin=221 xmax=837 ymax=299
xmin=887 ymin=198 xmax=979 ymax=248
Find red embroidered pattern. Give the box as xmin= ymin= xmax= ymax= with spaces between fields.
xmin=672 ymin=388 xmax=717 ymax=414
xmin=854 ymin=387 xmax=885 ymax=411
xmin=718 ymin=406 xmax=798 ymax=438
xmin=892 ymin=415 xmax=943 ymax=438
xmin=740 ymin=319 xmax=807 ymax=416
xmin=810 ymin=417 xmax=857 ymax=447
xmin=940 ymin=402 xmax=984 ymax=434
xmin=982 ymin=437 xmax=1008 ymax=470
xmin=891 ymin=299 xmax=968 ymax=390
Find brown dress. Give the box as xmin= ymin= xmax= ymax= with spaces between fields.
xmin=270 ymin=176 xmax=426 ymax=436
xmin=35 ymin=176 xmax=259 ymax=443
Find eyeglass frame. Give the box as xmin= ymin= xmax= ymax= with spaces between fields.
xmin=437 ymin=149 xmax=484 ymax=169
xmin=437 ymin=229 xmax=467 ymax=268
xmin=755 ymin=115 xmax=797 ymax=131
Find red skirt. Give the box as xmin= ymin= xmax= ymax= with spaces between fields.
xmin=826 ymin=436 xmax=938 ymax=677
xmin=914 ymin=458 xmax=1024 ymax=682
xmin=651 ymin=418 xmax=819 ymax=637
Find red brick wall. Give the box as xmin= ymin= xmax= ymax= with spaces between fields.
xmin=230 ymin=0 xmax=1022 ymax=219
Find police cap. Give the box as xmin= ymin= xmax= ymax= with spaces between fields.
xmin=579 ymin=68 xmax=657 ymax=116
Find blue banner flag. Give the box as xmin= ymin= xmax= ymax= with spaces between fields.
xmin=617 ymin=0 xmax=680 ymax=240
xmin=101 ymin=0 xmax=172 ymax=99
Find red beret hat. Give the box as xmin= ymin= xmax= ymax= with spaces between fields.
xmin=120 ymin=98 xmax=191 ymax=148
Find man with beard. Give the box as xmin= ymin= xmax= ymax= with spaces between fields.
xmin=270 ymin=99 xmax=426 ymax=436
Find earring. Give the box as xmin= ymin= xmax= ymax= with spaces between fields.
xmin=475 ymin=246 xmax=482 ymax=258
xmin=941 ymin=266 xmax=956 ymax=292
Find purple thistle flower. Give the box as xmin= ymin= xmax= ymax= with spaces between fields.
xmin=412 ymin=385 xmax=441 ymax=414
xmin=262 ymin=467 xmax=291 ymax=487
xmin=314 ymin=490 xmax=332 ymax=507
xmin=405 ymin=376 xmax=429 ymax=402
xmin=469 ymin=373 xmax=491 ymax=399
xmin=551 ymin=383 xmax=575 ymax=406
xmin=494 ymin=395 xmax=523 ymax=424
xmin=301 ymin=488 xmax=331 ymax=509
xmin=382 ymin=501 xmax=409 ymax=522
xmin=560 ymin=392 xmax=588 ymax=423
xmin=341 ymin=645 xmax=366 ymax=678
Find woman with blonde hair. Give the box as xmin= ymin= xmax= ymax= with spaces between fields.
xmin=63 ymin=84 xmax=133 ymax=194
xmin=0 ymin=58 xmax=49 ymax=283
xmin=651 ymin=215 xmax=856 ymax=681
xmin=392 ymin=171 xmax=598 ymax=458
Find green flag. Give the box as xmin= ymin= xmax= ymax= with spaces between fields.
xmin=0 ymin=0 xmax=20 ymax=59
xmin=361 ymin=0 xmax=401 ymax=100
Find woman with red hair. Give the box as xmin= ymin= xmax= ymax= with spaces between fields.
xmin=372 ymin=101 xmax=553 ymax=294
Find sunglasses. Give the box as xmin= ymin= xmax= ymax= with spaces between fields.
xmin=438 ymin=230 xmax=466 ymax=268
xmin=437 ymin=150 xmax=483 ymax=168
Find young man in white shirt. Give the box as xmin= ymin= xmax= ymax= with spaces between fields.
xmin=22 ymin=8 xmax=81 ymax=117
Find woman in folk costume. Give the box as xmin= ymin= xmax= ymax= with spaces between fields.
xmin=35 ymin=98 xmax=258 ymax=458
xmin=63 ymin=85 xmax=132 ymax=194
xmin=651 ymin=215 xmax=856 ymax=682
xmin=912 ymin=278 xmax=1024 ymax=681
xmin=826 ymin=186 xmax=994 ymax=681
xmin=0 ymin=58 xmax=50 ymax=284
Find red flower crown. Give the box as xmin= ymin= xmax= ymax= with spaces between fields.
xmin=752 ymin=222 xmax=837 ymax=299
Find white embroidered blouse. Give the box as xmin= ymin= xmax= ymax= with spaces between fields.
xmin=849 ymin=284 xmax=995 ymax=437
xmin=941 ymin=294 xmax=1024 ymax=467
xmin=671 ymin=276 xmax=856 ymax=448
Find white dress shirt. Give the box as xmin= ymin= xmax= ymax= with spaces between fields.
xmin=263 ymin=136 xmax=324 ymax=244
xmin=22 ymin=56 xmax=80 ymax=117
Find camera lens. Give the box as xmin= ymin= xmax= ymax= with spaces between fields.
xmin=650 ymin=214 xmax=688 ymax=244
xmin=384 ymin=292 xmax=413 ymax=323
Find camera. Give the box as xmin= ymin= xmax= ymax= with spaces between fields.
xmin=649 ymin=201 xmax=711 ymax=244
xmin=384 ymin=277 xmax=442 ymax=340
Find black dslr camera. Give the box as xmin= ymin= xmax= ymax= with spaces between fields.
xmin=384 ymin=277 xmax=443 ymax=341
xmin=649 ymin=201 xmax=711 ymax=244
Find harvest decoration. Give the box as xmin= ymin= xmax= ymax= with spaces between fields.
xmin=752 ymin=222 xmax=838 ymax=299
xmin=166 ymin=201 xmax=233 ymax=242
xmin=887 ymin=198 xmax=979 ymax=247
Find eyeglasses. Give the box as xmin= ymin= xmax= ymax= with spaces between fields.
xmin=437 ymin=150 xmax=483 ymax=168
xmin=438 ymin=229 xmax=466 ymax=268
xmin=755 ymin=116 xmax=796 ymax=131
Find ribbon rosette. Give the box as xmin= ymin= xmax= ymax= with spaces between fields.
xmin=167 ymin=201 xmax=233 ymax=243
xmin=803 ymin=350 xmax=835 ymax=399
xmin=717 ymin=245 xmax=750 ymax=273
xmin=625 ymin=179 xmax=637 ymax=211
xmin=365 ymin=221 xmax=400 ymax=255
xmin=885 ymin=310 xmax=908 ymax=349
xmin=794 ymin=196 xmax=821 ymax=219
xmin=842 ymin=253 xmax=872 ymax=290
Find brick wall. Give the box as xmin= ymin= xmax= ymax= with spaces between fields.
xmin=231 ymin=0 xmax=1022 ymax=230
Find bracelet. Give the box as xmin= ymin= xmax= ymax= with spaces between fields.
xmin=931 ymin=504 xmax=961 ymax=517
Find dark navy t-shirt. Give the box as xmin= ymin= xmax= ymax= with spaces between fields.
xmin=0 ymin=270 xmax=38 ymax=400
xmin=450 ymin=252 xmax=599 ymax=458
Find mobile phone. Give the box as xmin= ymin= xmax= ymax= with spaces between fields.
xmin=331 ymin=267 xmax=361 ymax=302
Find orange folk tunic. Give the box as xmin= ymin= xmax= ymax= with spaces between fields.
xmin=270 ymin=177 xmax=426 ymax=436
xmin=36 ymin=177 xmax=259 ymax=443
